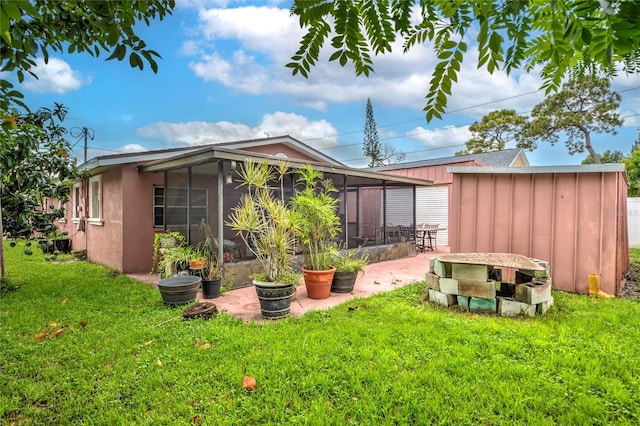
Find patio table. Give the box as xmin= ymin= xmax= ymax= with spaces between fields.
xmin=416 ymin=226 xmax=446 ymax=251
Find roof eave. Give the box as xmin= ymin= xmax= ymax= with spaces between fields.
xmin=140 ymin=147 xmax=433 ymax=186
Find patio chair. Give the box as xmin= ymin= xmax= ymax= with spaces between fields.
xmin=198 ymin=219 xmax=243 ymax=260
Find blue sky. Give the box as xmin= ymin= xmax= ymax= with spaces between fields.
xmin=15 ymin=0 xmax=640 ymax=167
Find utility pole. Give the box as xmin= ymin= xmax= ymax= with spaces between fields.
xmin=71 ymin=127 xmax=95 ymax=163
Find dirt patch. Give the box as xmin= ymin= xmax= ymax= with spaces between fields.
xmin=622 ymin=262 xmax=640 ymax=298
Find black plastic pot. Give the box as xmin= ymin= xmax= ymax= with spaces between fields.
xmin=331 ymin=271 xmax=358 ymax=293
xmin=157 ymin=276 xmax=201 ymax=306
xmin=202 ymin=278 xmax=222 ymax=299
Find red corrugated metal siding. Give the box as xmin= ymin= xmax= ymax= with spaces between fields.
xmin=383 ymin=160 xmax=482 ymax=185
xmin=450 ymin=170 xmax=629 ymax=295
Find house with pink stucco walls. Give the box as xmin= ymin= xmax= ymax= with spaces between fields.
xmin=57 ymin=135 xmax=432 ymax=283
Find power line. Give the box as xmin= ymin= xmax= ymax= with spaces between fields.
xmin=70 ymin=127 xmax=95 ymax=163
xmin=305 ymin=86 xmax=640 ymax=150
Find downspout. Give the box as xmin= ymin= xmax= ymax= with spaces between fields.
xmin=412 ymin=185 xmax=417 ymax=233
xmin=162 ymin=171 xmax=168 ymax=232
xmin=187 ymin=166 xmax=192 ymax=243
xmin=382 ymin=180 xmax=387 ymax=244
xmin=343 ymin=174 xmax=348 ymax=246
xmin=217 ymin=160 xmax=224 ymax=268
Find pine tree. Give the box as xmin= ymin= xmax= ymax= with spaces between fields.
xmin=363 ymin=98 xmax=383 ymax=167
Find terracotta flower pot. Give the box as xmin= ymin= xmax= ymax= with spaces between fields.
xmin=189 ymin=259 xmax=206 ymax=269
xmin=302 ymin=267 xmax=336 ymax=299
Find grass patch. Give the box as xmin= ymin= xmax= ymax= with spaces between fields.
xmin=1 ymin=242 xmax=640 ymax=424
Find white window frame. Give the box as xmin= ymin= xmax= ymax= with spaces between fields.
xmin=71 ymin=182 xmax=81 ymax=223
xmin=88 ymin=175 xmax=103 ymax=225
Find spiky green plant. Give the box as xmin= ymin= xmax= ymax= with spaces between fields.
xmin=290 ymin=164 xmax=341 ymax=271
xmin=226 ymin=161 xmax=299 ymax=284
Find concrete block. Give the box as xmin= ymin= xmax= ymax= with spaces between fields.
xmin=516 ymin=270 xmax=534 ymax=284
xmin=488 ymin=267 xmax=502 ymax=282
xmin=497 ymin=297 xmax=536 ymax=317
xmin=469 ymin=297 xmax=497 ymax=314
xmin=515 ymin=280 xmax=552 ymax=305
xmin=428 ymin=289 xmax=457 ymax=307
xmin=519 ymin=269 xmax=547 ymax=280
xmin=429 ymin=257 xmax=437 ymax=273
xmin=536 ymin=296 xmax=554 ymax=315
xmin=496 ymin=282 xmax=516 ymax=298
xmin=530 ymin=258 xmax=551 ymax=278
xmin=425 ymin=272 xmax=440 ymax=291
xmin=434 ymin=260 xmax=451 ymax=277
xmin=452 ymin=263 xmax=489 ymax=281
xmin=457 ymin=296 xmax=470 ymax=311
xmin=458 ymin=279 xmax=496 ymax=299
xmin=439 ymin=278 xmax=459 ymax=295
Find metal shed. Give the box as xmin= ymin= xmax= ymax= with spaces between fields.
xmin=448 ymin=165 xmax=630 ymax=295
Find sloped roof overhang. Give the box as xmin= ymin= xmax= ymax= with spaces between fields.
xmin=139 ymin=147 xmax=433 ymax=187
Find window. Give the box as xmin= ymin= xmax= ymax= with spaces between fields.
xmin=153 ymin=186 xmax=208 ymax=227
xmin=71 ymin=182 xmax=81 ymax=222
xmin=88 ymin=175 xmax=103 ymax=225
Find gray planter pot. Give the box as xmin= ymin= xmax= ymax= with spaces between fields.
xmin=253 ymin=280 xmax=295 ymax=320
xmin=157 ymin=276 xmax=201 ymax=306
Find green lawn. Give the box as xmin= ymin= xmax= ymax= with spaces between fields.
xmin=2 ymin=243 xmax=640 ymax=425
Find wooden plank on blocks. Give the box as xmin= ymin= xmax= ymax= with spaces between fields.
xmin=425 ymin=272 xmax=440 ymax=291
xmin=437 ymin=253 xmax=545 ymax=271
xmin=451 ymin=263 xmax=489 ymax=281
xmin=458 ymin=279 xmax=496 ymax=299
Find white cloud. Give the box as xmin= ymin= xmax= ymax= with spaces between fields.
xmin=22 ymin=58 xmax=90 ymax=94
xmin=135 ymin=111 xmax=338 ymax=149
xmin=407 ymin=125 xmax=471 ymax=150
xmin=185 ymin=4 xmax=556 ymax=118
xmin=120 ymin=144 xmax=148 ymax=153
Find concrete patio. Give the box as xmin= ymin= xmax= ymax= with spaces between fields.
xmin=129 ymin=247 xmax=449 ymax=322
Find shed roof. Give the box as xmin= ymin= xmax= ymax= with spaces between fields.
xmin=448 ymin=164 xmax=626 ymax=174
xmin=371 ymin=148 xmax=528 ymax=171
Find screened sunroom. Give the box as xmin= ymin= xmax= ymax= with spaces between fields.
xmin=140 ymin=146 xmax=432 ymax=287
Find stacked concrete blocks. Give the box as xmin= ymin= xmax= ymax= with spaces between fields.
xmin=426 ymin=256 xmax=554 ymax=317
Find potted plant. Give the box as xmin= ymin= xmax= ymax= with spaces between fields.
xmin=227 ymin=160 xmax=301 ymax=319
xmin=200 ymin=238 xmax=223 ymax=299
xmin=156 ymin=245 xmax=191 ymax=278
xmin=151 ymin=230 xmax=186 ymax=274
xmin=185 ymin=244 xmax=208 ymax=270
xmin=290 ymin=164 xmax=341 ymax=299
xmin=331 ymin=249 xmax=368 ymax=293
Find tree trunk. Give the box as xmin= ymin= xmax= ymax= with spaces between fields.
xmin=0 ymin=196 xmax=5 ymax=282
xmin=581 ymin=125 xmax=601 ymax=164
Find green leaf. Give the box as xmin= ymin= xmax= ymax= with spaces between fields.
xmin=129 ymin=52 xmax=143 ymax=70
